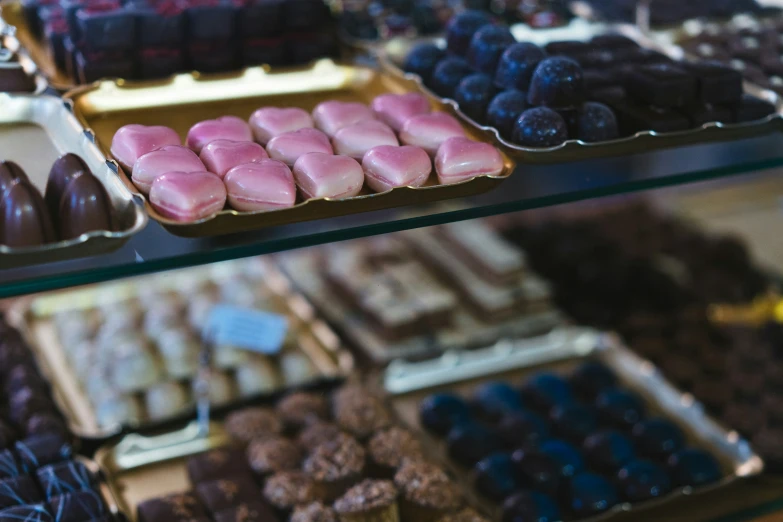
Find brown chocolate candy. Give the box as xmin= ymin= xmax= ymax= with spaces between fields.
xmin=1 ymin=180 xmax=56 ymax=247
xmin=44 ymin=153 xmax=91 ymax=218
xmin=57 ymin=173 xmax=114 ymax=239
xmin=0 ymin=63 xmax=35 ymax=92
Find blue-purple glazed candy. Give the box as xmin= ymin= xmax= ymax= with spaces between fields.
xmin=502 ymin=491 xmax=560 ymax=522
xmin=494 ymin=42 xmax=546 ymax=91
xmin=617 ymin=460 xmax=672 ymax=502
xmin=577 ymin=102 xmax=619 ymax=142
xmin=582 ymin=430 xmax=636 ymax=474
xmin=446 ymin=423 xmax=501 ymax=466
xmin=568 ymin=472 xmax=619 ymax=518
xmin=15 ymin=435 xmax=73 ymax=473
xmin=595 ymin=388 xmax=646 ymax=430
xmin=568 ymin=361 xmax=617 ymax=399
xmin=471 ymin=382 xmax=523 ymax=422
xmin=486 ymin=90 xmax=527 ymax=139
xmin=445 ymin=10 xmax=492 ymax=56
xmin=512 ymin=107 xmax=568 ymax=147
xmin=419 ymin=393 xmax=472 ymax=436
xmin=474 ymin=452 xmax=520 ymax=501
xmin=549 ymin=403 xmax=598 ymax=445
xmin=666 ymin=448 xmax=722 ymax=488
xmin=466 ymin=25 xmax=515 ymax=75
xmin=48 ymin=490 xmax=105 ymax=522
xmin=539 ymin=439 xmax=585 ymax=479
xmin=510 ymin=447 xmax=563 ymax=498
xmin=631 ymin=418 xmax=685 ymax=460
xmin=403 ymin=43 xmax=445 ymax=82
xmin=527 ymin=56 xmax=584 ymax=108
xmin=495 ymin=409 xmax=549 ymax=449
xmin=37 ymin=461 xmax=96 ymax=500
xmin=454 ymin=74 xmax=496 ymax=123
xmin=520 ymin=372 xmax=572 ymax=412
xmin=428 ymin=57 xmax=473 ymax=99
xmin=0 ymin=503 xmax=53 ymax=521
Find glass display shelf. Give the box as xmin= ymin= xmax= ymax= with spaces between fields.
xmin=2 ymin=134 xmax=783 ymax=298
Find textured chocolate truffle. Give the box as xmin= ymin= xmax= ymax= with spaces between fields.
xmin=297 ymin=422 xmax=345 ymax=451
xmin=186 ymin=448 xmax=251 ymax=484
xmin=393 ymin=461 xmax=462 ymax=516
xmin=262 ymin=471 xmax=317 ymax=510
xmin=225 ymin=408 xmax=283 ymax=444
xmin=334 ymin=394 xmax=392 ymax=440
xmin=333 ymin=479 xmax=398 ymax=518
xmin=276 ymin=392 xmax=329 ymax=430
xmin=303 ymin=433 xmax=366 ymax=483
xmin=291 ymin=502 xmax=337 ymax=522
xmin=213 ymin=502 xmax=280 ymax=522
xmin=195 ymin=477 xmax=260 ymax=513
xmin=247 ymin=437 xmax=302 ymax=475
xmin=137 ymin=492 xmax=207 ymax=522
xmin=368 ymin=427 xmax=424 ymax=473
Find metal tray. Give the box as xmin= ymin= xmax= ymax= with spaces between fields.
xmin=385 ymin=329 xmax=764 ymax=522
xmin=379 ymin=21 xmax=783 ymax=164
xmin=8 ymin=259 xmax=353 ymax=441
xmin=0 ymin=93 xmax=147 ymax=268
xmin=65 ymin=59 xmax=514 ymax=237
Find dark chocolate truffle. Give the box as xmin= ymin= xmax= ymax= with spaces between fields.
xmin=186 ymin=448 xmax=250 ymax=484
xmin=137 ymin=492 xmax=207 ymax=522
xmin=502 ymin=491 xmax=559 ymax=522
xmin=474 ymin=452 xmax=519 ymax=502
xmin=333 ymin=393 xmax=391 ymax=440
xmin=393 ymin=461 xmax=463 ymax=519
xmin=297 ymin=422 xmax=345 ymax=451
xmin=466 ymin=25 xmax=515 ymax=75
xmin=57 ymin=173 xmax=114 ymax=239
xmin=419 ymin=394 xmax=472 ymax=436
xmin=527 ymin=57 xmax=584 ymax=108
xmin=666 ymin=448 xmax=722 ymax=488
xmin=454 ymin=73 xmax=496 ymax=122
xmin=447 ymin=423 xmax=501 ymax=467
xmin=520 ymin=373 xmax=572 ymax=412
xmin=594 ymin=388 xmax=646 ymax=429
xmin=486 ymin=90 xmax=528 ymax=139
xmin=549 ymin=403 xmax=598 ymax=444
xmin=333 ymin=479 xmax=397 ymax=517
xmin=224 ymin=408 xmax=283 ymax=445
xmin=214 ymin=502 xmax=279 ymax=522
xmin=631 ymin=418 xmax=685 ymax=460
xmin=367 ymin=427 xmax=423 ymax=473
xmin=446 ymin=10 xmax=492 ymax=56
xmin=577 ymin=102 xmax=619 ymax=142
xmin=246 ymin=437 xmax=302 ymax=476
xmin=262 ymin=471 xmax=317 ymax=510
xmin=582 ymin=430 xmax=635 ymax=474
xmin=512 ymin=107 xmax=568 ymax=147
xmin=567 ymin=473 xmax=619 ymax=518
xmin=495 ymin=409 xmax=549 ymax=449
xmin=195 ymin=477 xmax=260 ymax=513
xmin=43 ymin=153 xmax=90 ymax=219
xmin=510 ymin=448 xmax=563 ymax=498
xmin=1 ymin=180 xmax=56 ymax=247
xmin=290 ymin=502 xmax=337 ymax=522
xmin=403 ymin=43 xmax=445 ymax=82
xmin=48 ymin=490 xmax=105 ymax=522
xmin=276 ymin=392 xmax=329 ymax=430
xmin=494 ymin=42 xmax=546 ymax=91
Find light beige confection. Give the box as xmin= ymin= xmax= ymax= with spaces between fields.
xmin=86 ymin=373 xmax=113 ymax=404
xmin=187 ymin=293 xmax=218 ymax=330
xmin=142 ymin=306 xmax=183 ymax=340
xmin=213 ymin=344 xmax=250 ymax=369
xmin=99 ymin=299 xmax=143 ymax=331
xmin=55 ymin=310 xmax=97 ymax=346
xmin=280 ymin=350 xmax=318 ymax=386
xmin=67 ymin=340 xmax=97 ymax=380
xmin=95 ymin=393 xmax=144 ymax=428
xmin=157 ymin=327 xmax=201 ymax=379
xmin=219 ymin=278 xmax=258 ymax=308
xmin=191 ymin=370 xmax=236 ymax=406
xmin=235 ymin=355 xmax=282 ymax=397
xmin=111 ymin=343 xmax=163 ymax=393
xmin=145 ymin=381 xmax=192 ymax=420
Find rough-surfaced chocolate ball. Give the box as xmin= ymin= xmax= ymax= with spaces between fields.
xmin=512 ymin=107 xmax=568 ymax=147
xmin=527 ymin=57 xmax=584 ymax=108
xmin=617 ymin=460 xmax=672 ymax=502
xmin=420 ymin=393 xmax=472 ymax=436
xmin=631 ymin=418 xmax=685 ymax=460
xmin=567 ymin=473 xmax=619 ymax=518
xmin=474 ymin=452 xmax=520 ymax=502
xmin=667 ymin=448 xmax=722 ymax=488
xmin=502 ymin=491 xmax=560 ymax=522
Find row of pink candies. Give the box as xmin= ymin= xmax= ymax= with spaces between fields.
xmin=109 ymin=93 xmax=505 ymax=222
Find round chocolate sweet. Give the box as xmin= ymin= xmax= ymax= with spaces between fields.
xmin=43 ymin=153 xmax=90 ymax=218
xmin=1 ymin=180 xmax=56 ymax=247
xmin=519 ymin=373 xmax=572 ymax=413
xmin=666 ymin=448 xmax=722 ymax=488
xmin=512 ymin=107 xmax=568 ymax=148
xmin=454 ymin=73 xmax=496 ymax=122
xmin=549 ymin=403 xmax=598 ymax=444
xmin=595 ymin=388 xmax=646 ymax=429
xmin=276 ymin=392 xmax=329 ymax=430
xmin=486 ymin=90 xmax=528 ymax=139
xmin=333 ymin=479 xmax=397 ymax=515
xmin=577 ymin=102 xmax=618 ymax=142
xmin=617 ymin=460 xmax=672 ymax=502
xmin=539 ymin=439 xmax=584 ymax=478
xmin=502 ymin=491 xmax=559 ymax=522
xmin=510 ymin=447 xmax=565 ymax=498
xmin=466 ymin=25 xmax=516 ymax=75
xmin=291 ymin=502 xmax=337 ymax=522
xmin=263 ymin=471 xmax=317 ymax=510
xmin=224 ymin=408 xmax=283 ymax=444
xmin=474 ymin=452 xmax=520 ymax=502
xmin=302 ymin=433 xmax=366 ymax=483
xmin=446 ymin=10 xmax=493 ymax=55
xmin=403 ymin=43 xmax=445 ymax=82
xmin=495 ymin=409 xmax=549 ymax=449
xmin=494 ymin=42 xmax=546 ymax=91
xmin=631 ymin=418 xmax=685 ymax=460
xmin=440 ymin=507 xmax=491 ymax=522
xmin=446 ymin=423 xmax=501 ymax=467
xmin=568 ymin=473 xmax=619 ymax=518
xmin=583 ymin=430 xmax=635 ymax=474
xmin=394 ymin=461 xmax=463 ymax=513
xmin=527 ymin=57 xmax=584 ymax=108
xmin=471 ymin=382 xmax=524 ymax=422
xmin=419 ymin=393 xmax=472 ymax=436
xmin=333 ymin=393 xmax=391 ymax=440
xmin=247 ymin=437 xmax=302 ymax=476
xmin=429 ymin=57 xmax=474 ymax=98
xmin=368 ymin=427 xmax=424 ymax=471
xmin=297 ymin=422 xmax=345 ymax=451
xmin=569 ymin=361 xmax=618 ymax=399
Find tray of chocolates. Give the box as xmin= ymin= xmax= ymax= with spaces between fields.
xmin=380 ymin=14 xmax=783 ymax=163
xmin=383 ymin=330 xmax=763 ymax=521
xmin=0 ymin=0 xmax=336 ymax=90
xmin=64 ymin=59 xmax=514 ymax=237
xmin=0 ymin=93 xmax=147 ymax=268
xmin=94 ymin=380 xmax=490 ymax=521
xmin=276 ymin=219 xmax=563 ymax=365
xmin=8 ymin=258 xmax=354 ymax=440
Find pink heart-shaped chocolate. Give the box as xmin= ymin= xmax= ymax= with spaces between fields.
xmin=362 ymin=145 xmax=431 ymax=193
xmin=400 ymin=112 xmax=465 ymax=156
xmin=332 ymin=120 xmax=399 ymax=160
xmin=371 ymin=93 xmax=431 ymax=131
xmin=111 ymin=124 xmax=181 ymax=170
xmin=132 ymin=145 xmax=206 ymax=195
xmin=200 ymin=140 xmax=269 ymax=179
xmin=293 ymin=152 xmax=364 ymax=200
xmin=186 ymin=116 xmax=253 ymax=153
xmin=266 ymin=128 xmax=333 ymax=166
xmin=249 ymin=107 xmax=314 ymax=145
xmin=435 ymin=137 xmax=504 ymax=185
xmin=312 ymin=101 xmax=375 ymax=137
xmin=224 ymin=159 xmax=296 ymax=211
xmin=149 ymin=171 xmax=227 ymax=222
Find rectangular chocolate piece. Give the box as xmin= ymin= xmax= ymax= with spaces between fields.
xmin=732 ymin=94 xmax=776 ymax=122
xmin=681 ymin=102 xmax=734 ymax=126
xmin=681 ymin=62 xmax=743 ymax=104
xmin=137 ymin=492 xmax=208 ymax=522
xmin=625 ymin=63 xmax=697 ymax=108
xmin=186 ymin=449 xmax=250 ymax=485
xmin=611 ymin=101 xmax=690 ymax=134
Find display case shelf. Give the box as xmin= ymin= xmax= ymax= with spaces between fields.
xmin=2 ymin=133 xmax=783 ymax=298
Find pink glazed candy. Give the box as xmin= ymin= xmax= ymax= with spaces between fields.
xmin=332 ymin=120 xmax=399 ymax=160
xmin=371 ymin=93 xmax=431 ymax=131
xmin=110 ymin=124 xmax=181 ymax=171
xmin=249 ymin=107 xmax=314 ymax=145
xmin=435 ymin=137 xmax=505 ymax=185
xmin=131 ymin=146 xmax=206 ymax=195
xmin=312 ymin=101 xmax=375 ymax=137
xmin=266 ymin=128 xmax=333 ymax=166
xmin=362 ymin=145 xmax=431 ymax=193
xmin=224 ymin=159 xmax=296 ymax=211
xmin=293 ymin=152 xmax=364 ymax=200
xmin=186 ymin=116 xmax=253 ymax=153
xmin=149 ymin=171 xmax=227 ymax=222
xmin=200 ymin=140 xmax=269 ymax=179
xmin=399 ymin=112 xmax=465 ymax=156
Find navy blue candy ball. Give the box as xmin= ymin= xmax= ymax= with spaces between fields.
xmin=495 ymin=409 xmax=549 ymax=449
xmin=403 ymin=43 xmax=445 ymax=83
xmin=577 ymin=102 xmax=619 ymax=142
xmin=472 ymin=381 xmax=524 ymax=422
xmin=486 ymin=90 xmax=527 ymax=139
xmin=520 ymin=373 xmax=572 ymax=412
xmin=568 ymin=473 xmax=620 ymax=518
xmin=467 ymin=25 xmax=516 ymax=75
xmin=667 ymin=448 xmax=722 ymax=488
xmin=475 ymin=452 xmax=521 ymax=501
xmin=445 ymin=10 xmax=492 ymax=56
xmin=428 ymin=56 xmax=473 ymax=98
xmin=583 ymin=430 xmax=636 ymax=474
xmin=527 ymin=57 xmax=585 ymax=108
xmin=419 ymin=393 xmax=472 ymax=436
xmin=632 ymin=418 xmax=685 ymax=460
xmin=569 ymin=361 xmax=617 ymax=399
xmin=512 ymin=107 xmax=568 ymax=147
xmin=511 ymin=448 xmax=563 ymax=498
xmin=617 ymin=460 xmax=672 ymax=502
xmin=595 ymin=388 xmax=647 ymax=429
xmin=549 ymin=403 xmax=598 ymax=444
xmin=539 ymin=439 xmax=585 ymax=478
xmin=494 ymin=42 xmax=546 ymax=91
xmin=502 ymin=491 xmax=560 ymax=522
xmin=455 ymin=73 xmax=496 ymax=123
xmin=447 ymin=423 xmax=501 ymax=466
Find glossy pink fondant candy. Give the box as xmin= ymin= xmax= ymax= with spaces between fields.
xmin=110 ymin=124 xmax=181 ymax=171
xmin=199 ymin=140 xmax=269 ymax=179
xmin=266 ymin=128 xmax=333 ymax=166
xmin=131 ymin=145 xmax=206 ymax=195
xmin=186 ymin=116 xmax=253 ymax=153
xmin=224 ymin=159 xmax=296 ymax=211
xmin=435 ymin=137 xmax=505 ymax=185
xmin=332 ymin=120 xmax=399 ymax=160
xmin=362 ymin=145 xmax=432 ymax=193
xmin=249 ymin=107 xmax=314 ymax=145
xmin=399 ymin=112 xmax=465 ymax=156
xmin=312 ymin=101 xmax=375 ymax=137
xmin=293 ymin=152 xmax=364 ymax=200
xmin=149 ymin=171 xmax=227 ymax=222
xmin=371 ymin=93 xmax=431 ymax=131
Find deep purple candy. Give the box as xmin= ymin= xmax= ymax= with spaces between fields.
xmin=282 ymin=0 xmax=328 ymax=31
xmin=617 ymin=460 xmax=672 ymax=502
xmin=510 ymin=447 xmax=563 ymax=497
xmin=582 ymin=430 xmax=635 ymax=474
xmin=131 ymin=1 xmax=186 ymax=48
xmin=667 ymin=448 xmax=722 ymax=488
xmin=631 ymin=418 xmax=685 ymax=460
xmin=76 ymin=2 xmax=137 ymax=52
xmin=447 ymin=423 xmax=501 ymax=466
xmin=138 ymin=48 xmax=185 ymax=80
xmin=403 ymin=43 xmax=445 ymax=82
xmin=474 ymin=452 xmax=520 ymax=501
xmin=241 ymin=0 xmax=284 ymax=38
xmin=568 ymin=473 xmax=619 ymax=518
xmin=577 ymin=102 xmax=619 ymax=142
xmin=419 ymin=393 xmax=472 ymax=436
xmin=569 ymin=361 xmax=617 ymax=399
xmin=454 ymin=73 xmax=496 ymax=123
xmin=495 ymin=410 xmax=549 ymax=449
xmin=519 ymin=373 xmax=572 ymax=412
xmin=486 ymin=90 xmax=527 ymax=139
xmin=0 ymin=476 xmax=42 ymax=510
xmin=186 ymin=1 xmax=237 ymax=41
xmin=0 ymin=504 xmax=53 ymax=521
xmin=494 ymin=42 xmax=546 ymax=91
xmin=527 ymin=56 xmax=584 ymax=107
xmin=0 ymin=450 xmax=22 ymax=480
xmin=549 ymin=403 xmax=597 ymax=444
xmin=502 ymin=491 xmax=560 ymax=522
xmin=48 ymin=490 xmax=105 ymax=522
xmin=15 ymin=434 xmax=73 ymax=472
xmin=75 ymin=50 xmax=136 ymax=83
xmin=467 ymin=25 xmax=516 ymax=75
xmin=595 ymin=388 xmax=646 ymax=430
xmin=428 ymin=56 xmax=473 ymax=98
xmin=539 ymin=439 xmax=584 ymax=478
xmin=37 ymin=461 xmax=97 ymax=500
xmin=471 ymin=381 xmax=524 ymax=422
xmin=445 ymin=10 xmax=492 ymax=56
xmin=512 ymin=107 xmax=568 ymax=147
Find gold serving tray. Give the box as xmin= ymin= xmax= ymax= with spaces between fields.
xmin=64 ymin=59 xmax=514 ymax=237
xmin=0 ymin=93 xmax=147 ymax=268
xmin=379 ymin=21 xmax=783 ymax=164
xmin=385 ymin=330 xmax=765 ymax=522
